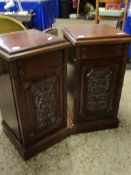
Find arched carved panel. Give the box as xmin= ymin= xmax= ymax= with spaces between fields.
xmin=31 ymin=75 xmax=57 ymax=129
xmin=85 ymin=69 xmax=113 ymax=112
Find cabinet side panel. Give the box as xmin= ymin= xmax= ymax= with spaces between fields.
xmin=0 ymin=60 xmax=21 ymax=141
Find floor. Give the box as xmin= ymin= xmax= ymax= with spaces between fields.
xmin=0 ymin=19 xmax=131 ymax=175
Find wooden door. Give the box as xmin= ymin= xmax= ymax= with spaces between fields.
xmin=75 ymin=59 xmax=121 ymax=123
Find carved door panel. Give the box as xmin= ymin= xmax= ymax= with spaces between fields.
xmin=76 ymin=60 xmax=120 ymax=123
xmin=17 ymin=51 xmax=66 ymax=145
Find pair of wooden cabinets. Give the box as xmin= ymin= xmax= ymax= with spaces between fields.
xmin=0 ymin=25 xmax=130 ymax=160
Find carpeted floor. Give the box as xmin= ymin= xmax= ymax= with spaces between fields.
xmin=0 ymin=19 xmax=131 ymax=175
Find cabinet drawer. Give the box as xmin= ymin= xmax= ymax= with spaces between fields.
xmin=18 ymin=51 xmax=64 ymax=79
xmin=80 ymin=44 xmax=124 ymax=60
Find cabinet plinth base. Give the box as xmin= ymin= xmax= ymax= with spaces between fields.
xmin=2 ymin=111 xmax=119 ymax=160
xmin=67 ymin=110 xmax=119 ymax=134
xmin=2 ymin=121 xmax=71 ymax=160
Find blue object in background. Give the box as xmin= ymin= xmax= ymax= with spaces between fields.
xmin=54 ymin=0 xmax=59 ymax=17
xmin=26 ymin=0 xmax=55 ymax=31
xmin=124 ymin=0 xmax=131 ymax=58
xmin=0 ymin=0 xmax=59 ymax=31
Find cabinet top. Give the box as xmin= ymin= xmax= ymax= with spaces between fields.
xmin=62 ymin=24 xmax=131 ymax=46
xmin=0 ymin=29 xmax=70 ymax=62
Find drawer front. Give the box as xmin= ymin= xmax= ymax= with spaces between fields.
xmin=80 ymin=44 xmax=124 ymax=60
xmin=15 ymin=51 xmax=67 ymax=146
xmin=19 ymin=52 xmax=63 ymax=79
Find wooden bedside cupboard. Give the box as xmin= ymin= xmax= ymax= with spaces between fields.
xmin=0 ymin=29 xmax=71 ymax=160
xmin=62 ymin=24 xmax=131 ymax=134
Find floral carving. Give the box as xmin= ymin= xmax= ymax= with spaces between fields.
xmin=31 ymin=76 xmax=57 ymax=129
xmin=86 ymin=69 xmax=112 ymax=112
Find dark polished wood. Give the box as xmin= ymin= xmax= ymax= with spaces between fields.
xmin=63 ymin=24 xmax=131 ymax=134
xmin=0 ymin=29 xmax=71 ymax=160
xmin=0 ymin=29 xmax=67 ymax=55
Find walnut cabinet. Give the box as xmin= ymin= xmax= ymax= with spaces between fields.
xmin=62 ymin=24 xmax=131 ymax=133
xmin=0 ymin=29 xmax=70 ymax=160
